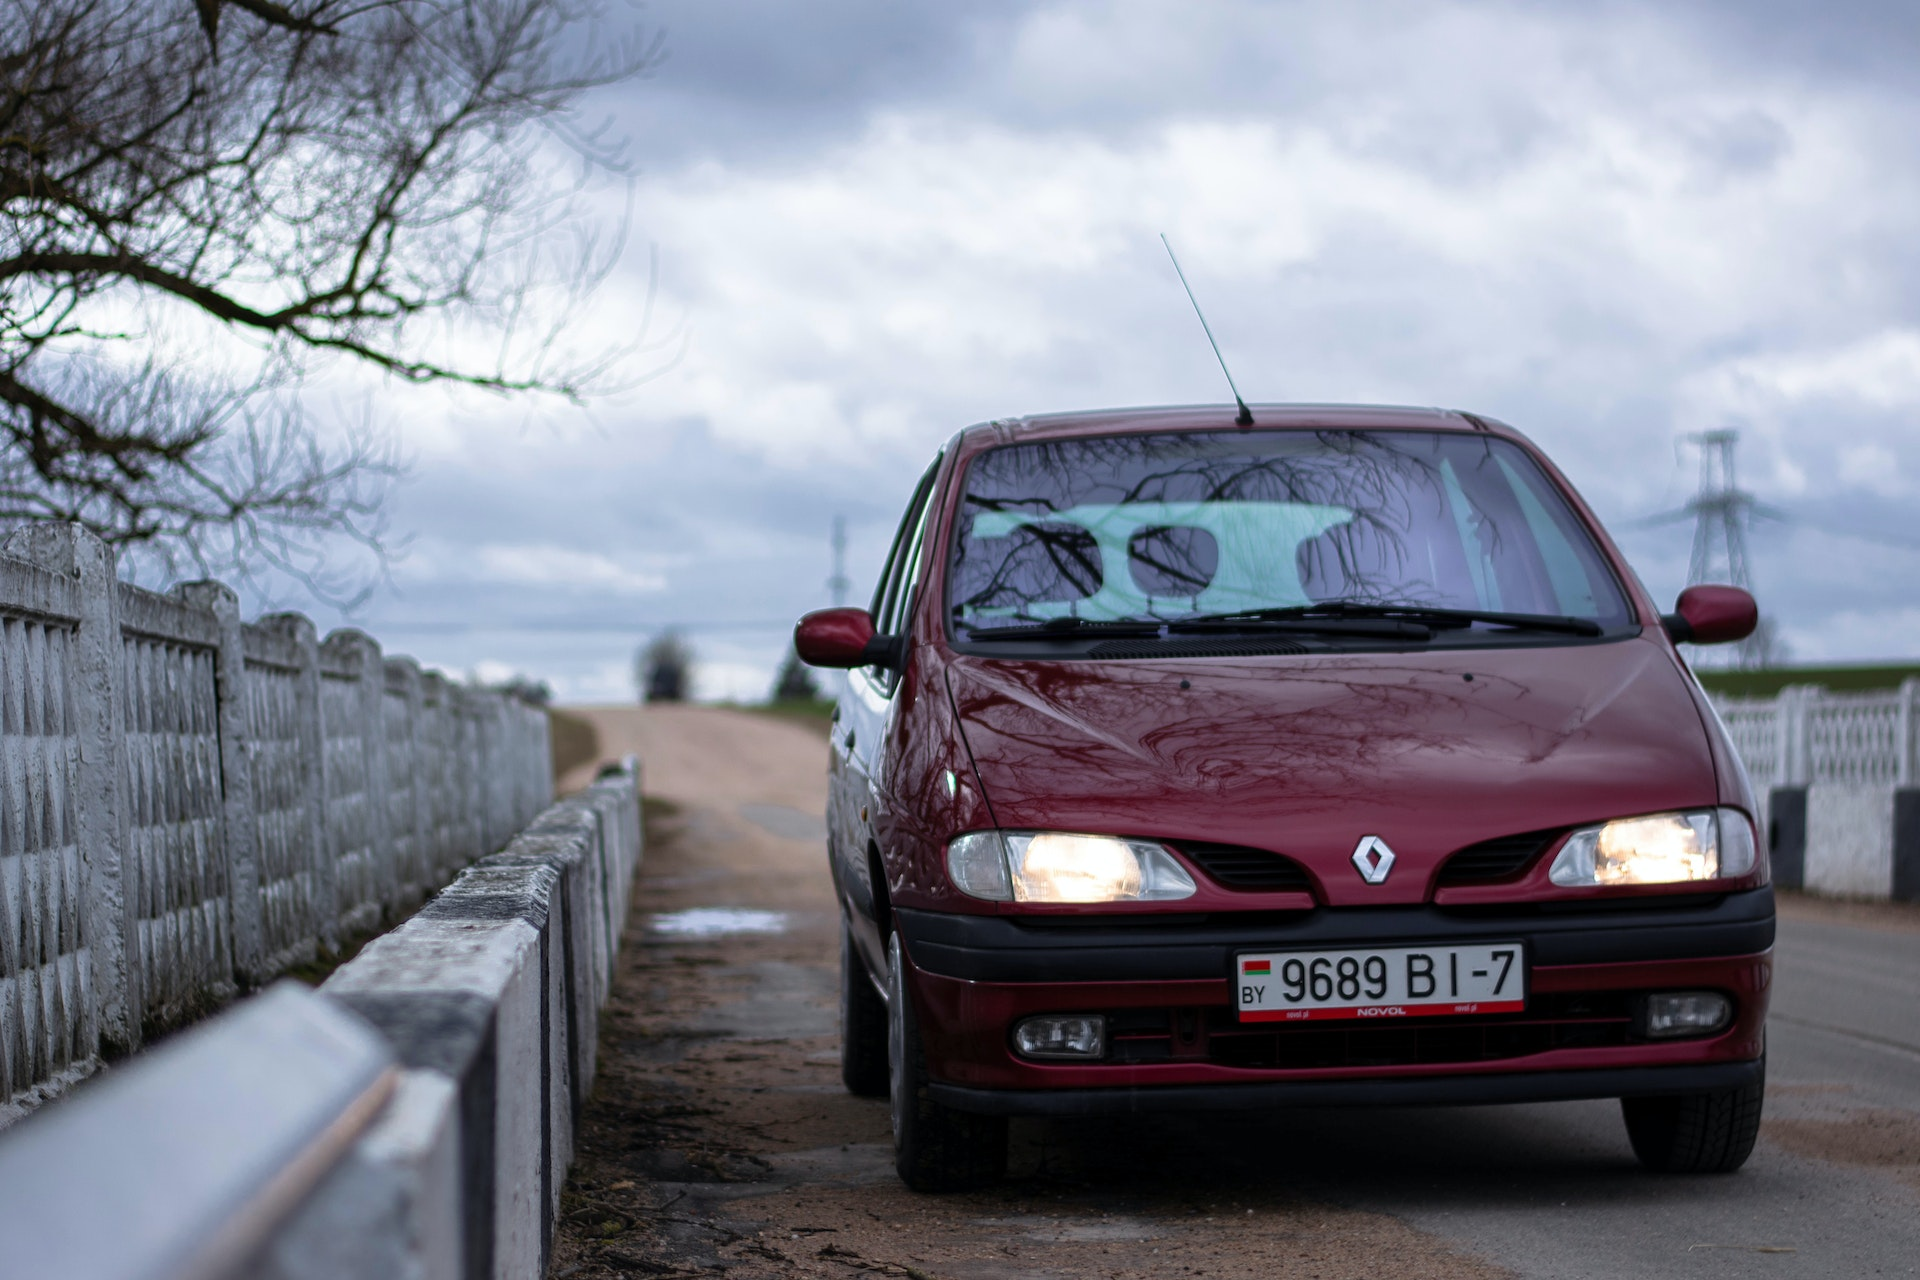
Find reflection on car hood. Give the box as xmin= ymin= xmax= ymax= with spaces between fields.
xmin=945 ymin=637 xmax=1716 ymax=906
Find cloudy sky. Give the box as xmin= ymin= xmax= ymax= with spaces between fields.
xmin=310 ymin=0 xmax=1920 ymax=702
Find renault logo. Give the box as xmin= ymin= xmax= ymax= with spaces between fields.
xmin=1351 ymin=835 xmax=1396 ymax=884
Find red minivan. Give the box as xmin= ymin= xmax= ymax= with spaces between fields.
xmin=796 ymin=405 xmax=1769 ymax=1191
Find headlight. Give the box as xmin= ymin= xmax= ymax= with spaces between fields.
xmin=1547 ymin=808 xmax=1758 ymax=887
xmin=946 ymin=831 xmax=1197 ymax=903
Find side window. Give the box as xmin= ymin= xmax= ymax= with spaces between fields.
xmin=880 ymin=491 xmax=934 ymax=636
xmin=868 ymin=457 xmax=942 ymax=681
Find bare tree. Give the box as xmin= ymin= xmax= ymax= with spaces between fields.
xmin=0 ymin=0 xmax=662 ymax=600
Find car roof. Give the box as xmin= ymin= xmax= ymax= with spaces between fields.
xmin=953 ymin=403 xmax=1521 ymax=455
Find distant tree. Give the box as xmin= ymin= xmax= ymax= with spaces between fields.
xmin=637 ymin=630 xmax=692 ymax=703
xmin=0 ymin=0 xmax=663 ymax=599
xmin=491 ymin=675 xmax=554 ymax=707
xmin=770 ymin=644 xmax=818 ymax=702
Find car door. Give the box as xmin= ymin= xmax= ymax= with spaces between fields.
xmin=835 ymin=457 xmax=941 ymax=977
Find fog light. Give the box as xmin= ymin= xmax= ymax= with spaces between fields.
xmin=1643 ymin=991 xmax=1732 ymax=1039
xmin=1013 ymin=1014 xmax=1106 ymax=1060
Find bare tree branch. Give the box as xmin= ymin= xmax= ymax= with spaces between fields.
xmin=0 ymin=0 xmax=660 ymax=601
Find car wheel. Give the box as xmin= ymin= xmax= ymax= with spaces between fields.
xmin=840 ymin=922 xmax=890 ymax=1097
xmin=887 ymin=932 xmax=1008 ymax=1192
xmin=1621 ymin=1058 xmax=1765 ymax=1173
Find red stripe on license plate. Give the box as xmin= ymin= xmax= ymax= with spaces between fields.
xmin=1239 ymin=999 xmax=1526 ymax=1023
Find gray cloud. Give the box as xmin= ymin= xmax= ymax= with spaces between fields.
xmin=267 ymin=0 xmax=1920 ymax=696
xmin=605 ymin=0 xmax=1026 ymax=164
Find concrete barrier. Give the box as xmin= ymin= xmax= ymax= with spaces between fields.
xmin=0 ymin=983 xmax=397 ymax=1280
xmin=0 ymin=760 xmax=641 ymax=1280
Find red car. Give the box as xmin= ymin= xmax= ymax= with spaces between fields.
xmin=796 ymin=405 xmax=1769 ymax=1191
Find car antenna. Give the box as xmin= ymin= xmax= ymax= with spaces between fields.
xmin=1160 ymin=232 xmax=1254 ymax=427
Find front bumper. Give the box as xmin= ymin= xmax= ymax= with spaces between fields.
xmin=897 ymin=888 xmax=1775 ymax=981
xmin=895 ymin=891 xmax=1773 ymax=1103
xmin=931 ymin=1060 xmax=1765 ymax=1115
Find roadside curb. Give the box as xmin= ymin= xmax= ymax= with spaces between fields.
xmin=266 ymin=760 xmax=643 ymax=1280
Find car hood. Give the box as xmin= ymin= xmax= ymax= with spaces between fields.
xmin=945 ymin=636 xmax=1717 ymax=906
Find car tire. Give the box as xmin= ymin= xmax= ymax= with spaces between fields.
xmin=887 ymin=932 xmax=1008 ymax=1192
xmin=841 ymin=923 xmax=890 ymax=1097
xmin=1621 ymin=1059 xmax=1765 ymax=1173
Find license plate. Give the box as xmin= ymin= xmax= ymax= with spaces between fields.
xmin=1235 ymin=942 xmax=1526 ymax=1022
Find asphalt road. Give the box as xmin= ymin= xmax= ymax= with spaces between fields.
xmin=551 ymin=706 xmax=1920 ymax=1280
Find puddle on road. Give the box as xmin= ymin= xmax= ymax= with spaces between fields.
xmin=648 ymin=907 xmax=790 ymax=938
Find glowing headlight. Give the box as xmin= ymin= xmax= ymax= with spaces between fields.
xmin=945 ymin=831 xmax=1197 ymax=903
xmin=1547 ymin=808 xmax=1758 ymax=887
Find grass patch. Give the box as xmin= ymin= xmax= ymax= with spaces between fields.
xmin=1695 ymin=662 xmax=1920 ymax=698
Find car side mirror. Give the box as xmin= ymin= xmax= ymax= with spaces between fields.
xmin=1662 ymin=585 xmax=1758 ymax=645
xmin=794 ymin=607 xmax=905 ymax=669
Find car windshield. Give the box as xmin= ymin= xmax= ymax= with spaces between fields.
xmin=947 ymin=429 xmax=1632 ymax=632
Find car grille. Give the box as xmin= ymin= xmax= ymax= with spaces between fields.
xmin=1435 ymin=828 xmax=1563 ymax=885
xmin=1174 ymin=842 xmax=1314 ymax=891
xmin=1086 ymin=638 xmax=1309 ymax=659
xmin=1103 ymin=994 xmax=1633 ymax=1069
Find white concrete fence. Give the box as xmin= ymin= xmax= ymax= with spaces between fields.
xmin=0 ymin=760 xmax=641 ymax=1280
xmin=1713 ymin=682 xmax=1920 ymax=901
xmin=1 ymin=524 xmax=553 ymax=1123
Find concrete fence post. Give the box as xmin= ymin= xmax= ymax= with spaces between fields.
xmin=259 ymin=613 xmax=335 ymax=953
xmin=321 ymin=631 xmax=394 ymax=933
xmin=459 ymin=687 xmax=483 ymax=860
xmin=1782 ymin=684 xmax=1813 ymax=787
xmin=1894 ymin=679 xmax=1920 ymax=902
xmin=418 ymin=672 xmax=450 ymax=884
xmin=386 ymin=658 xmax=432 ymax=910
xmin=1767 ymin=684 xmax=1815 ymax=890
xmin=532 ymin=702 xmax=554 ymax=819
xmin=1897 ymin=679 xmax=1920 ymax=789
xmin=475 ymin=694 xmax=499 ymax=854
xmin=360 ymin=637 xmax=395 ymax=919
xmin=1 ymin=524 xmax=140 ymax=1054
xmin=175 ymin=581 xmax=266 ymax=985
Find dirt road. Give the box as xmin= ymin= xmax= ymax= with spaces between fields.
xmin=548 ymin=705 xmax=1506 ymax=1280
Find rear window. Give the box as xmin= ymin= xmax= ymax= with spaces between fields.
xmin=947 ymin=430 xmax=1630 ymax=630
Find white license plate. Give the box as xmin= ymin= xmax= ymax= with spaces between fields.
xmin=1235 ymin=942 xmax=1526 ymax=1022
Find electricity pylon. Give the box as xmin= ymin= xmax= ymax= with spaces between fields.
xmin=1657 ymin=430 xmax=1783 ymax=669
xmin=1685 ymin=430 xmax=1755 ymax=589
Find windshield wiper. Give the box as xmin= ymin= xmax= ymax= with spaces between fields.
xmin=1175 ymin=602 xmax=1604 ymax=637
xmin=960 ymin=616 xmax=1164 ymax=640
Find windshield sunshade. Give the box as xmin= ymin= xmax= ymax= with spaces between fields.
xmin=948 ymin=430 xmax=1631 ymax=633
